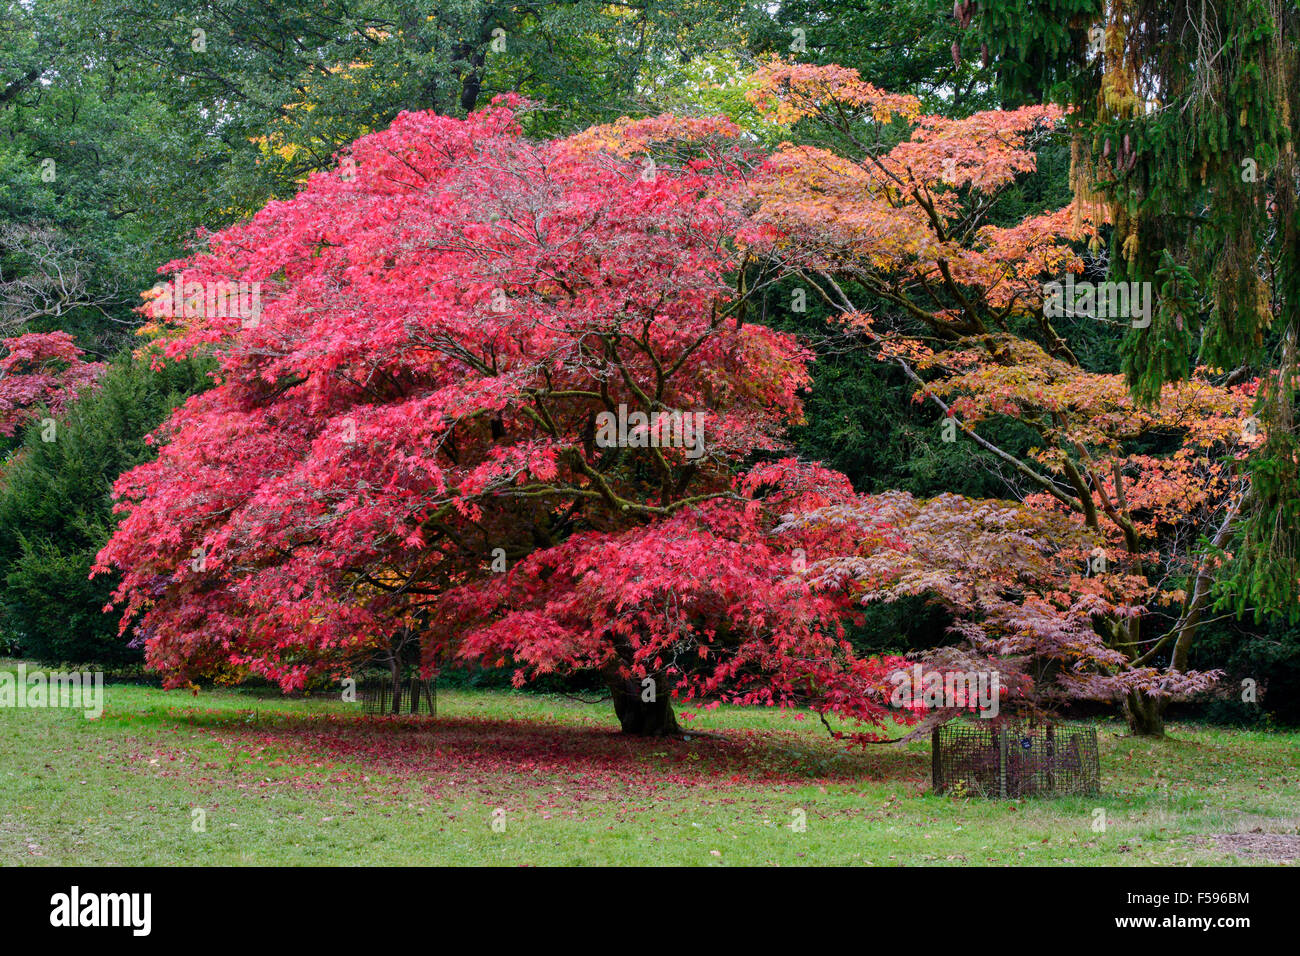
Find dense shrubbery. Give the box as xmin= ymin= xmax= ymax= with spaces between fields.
xmin=0 ymin=352 xmax=210 ymax=665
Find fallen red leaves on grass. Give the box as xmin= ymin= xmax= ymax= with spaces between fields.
xmin=102 ymin=707 xmax=928 ymax=812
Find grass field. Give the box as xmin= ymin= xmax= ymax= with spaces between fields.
xmin=1 ymin=660 xmax=1297 ymax=865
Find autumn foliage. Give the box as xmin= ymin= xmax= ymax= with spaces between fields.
xmin=96 ymin=63 xmax=1262 ymax=738
xmin=94 ymin=98 xmax=907 ymax=737
xmin=737 ymin=62 xmax=1257 ymax=733
xmin=0 ymin=331 xmax=105 ymax=438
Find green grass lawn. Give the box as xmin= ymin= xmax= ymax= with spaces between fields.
xmin=1 ymin=660 xmax=1297 ymax=865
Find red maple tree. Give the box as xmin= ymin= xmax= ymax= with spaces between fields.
xmin=95 ymin=99 xmax=908 ymax=737
xmin=0 ymin=331 xmax=105 ymax=439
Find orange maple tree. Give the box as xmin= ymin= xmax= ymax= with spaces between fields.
xmin=731 ymin=61 xmax=1255 ymax=735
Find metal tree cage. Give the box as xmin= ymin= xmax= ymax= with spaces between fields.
xmin=932 ymin=718 xmax=1100 ymax=797
xmin=357 ymin=672 xmax=437 ymax=716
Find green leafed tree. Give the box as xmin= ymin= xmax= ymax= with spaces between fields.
xmin=0 ymin=350 xmax=211 ymax=665
xmin=959 ymin=0 xmax=1300 ymax=624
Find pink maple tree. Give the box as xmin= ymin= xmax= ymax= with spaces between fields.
xmin=94 ymin=99 xmax=909 ymax=738
xmin=0 ymin=331 xmax=105 ymax=439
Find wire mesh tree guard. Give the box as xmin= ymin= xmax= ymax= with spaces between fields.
xmin=931 ymin=718 xmax=1100 ymax=797
xmin=357 ymin=672 xmax=437 ymax=716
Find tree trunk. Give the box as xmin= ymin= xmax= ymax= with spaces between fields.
xmin=1124 ymin=689 xmax=1166 ymax=737
xmin=607 ymin=673 xmax=680 ymax=737
xmin=389 ymin=657 xmax=403 ymax=715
